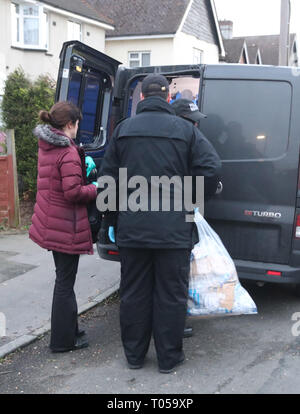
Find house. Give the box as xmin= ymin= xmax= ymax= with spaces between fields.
xmin=240 ymin=34 xmax=298 ymax=67
xmin=87 ymin=0 xmax=225 ymax=67
xmin=219 ymin=20 xmax=298 ymax=66
xmin=0 ymin=0 xmax=114 ymax=97
xmin=222 ymin=38 xmax=250 ymax=64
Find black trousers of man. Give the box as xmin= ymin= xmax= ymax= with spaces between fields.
xmin=119 ymin=247 xmax=191 ymax=371
xmin=50 ymin=251 xmax=80 ymax=351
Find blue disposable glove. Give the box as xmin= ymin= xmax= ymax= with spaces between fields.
xmin=85 ymin=156 xmax=96 ymax=177
xmin=108 ymin=226 xmax=115 ymax=243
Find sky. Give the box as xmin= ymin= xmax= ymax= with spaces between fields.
xmin=214 ymin=0 xmax=300 ymax=40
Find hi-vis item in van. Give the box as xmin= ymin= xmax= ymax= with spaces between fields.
xmin=188 ymin=211 xmax=257 ymax=318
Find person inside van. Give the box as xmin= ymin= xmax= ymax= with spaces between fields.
xmin=29 ymin=101 xmax=98 ymax=353
xmin=171 ymin=98 xmax=211 ymax=337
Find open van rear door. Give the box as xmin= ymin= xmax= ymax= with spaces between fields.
xmin=55 ymin=41 xmax=121 ymax=156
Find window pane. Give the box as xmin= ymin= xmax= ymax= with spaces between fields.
xmin=129 ymin=60 xmax=140 ymax=68
xmin=16 ymin=17 xmax=20 ymax=42
xmin=80 ymin=75 xmax=101 ymax=144
xmin=67 ymin=72 xmax=82 ymax=106
xmin=142 ymin=53 xmax=150 ymax=66
xmin=23 ymin=5 xmax=39 ymax=16
xmin=201 ymin=80 xmax=291 ymax=160
xmin=43 ymin=12 xmax=48 ymax=48
xmin=130 ymin=53 xmax=139 ymax=59
xmin=127 ymin=76 xmax=200 ymax=117
xmin=24 ymin=17 xmax=39 ymax=45
xmin=193 ymin=48 xmax=202 ymax=64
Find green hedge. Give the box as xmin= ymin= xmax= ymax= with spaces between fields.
xmin=1 ymin=68 xmax=55 ymax=198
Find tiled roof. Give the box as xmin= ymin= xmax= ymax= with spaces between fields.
xmin=41 ymin=0 xmax=114 ymax=27
xmin=87 ymin=0 xmax=191 ymax=37
xmin=236 ymin=34 xmax=297 ymax=65
xmin=223 ymin=38 xmax=246 ymax=63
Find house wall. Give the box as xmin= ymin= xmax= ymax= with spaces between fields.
xmin=0 ymin=0 xmax=106 ymax=95
xmin=105 ymin=38 xmax=175 ymax=67
xmin=105 ymin=32 xmax=219 ymax=67
xmin=173 ymin=31 xmax=219 ymax=64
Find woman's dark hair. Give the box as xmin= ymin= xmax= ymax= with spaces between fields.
xmin=39 ymin=101 xmax=82 ymax=129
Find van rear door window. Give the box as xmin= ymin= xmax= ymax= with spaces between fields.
xmin=66 ymin=69 xmax=112 ymax=147
xmin=79 ymin=74 xmax=101 ymax=145
xmin=200 ymin=80 xmax=291 ymax=160
xmin=127 ymin=76 xmax=200 ymax=117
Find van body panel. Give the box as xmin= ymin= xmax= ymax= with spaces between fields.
xmin=200 ymin=65 xmax=300 ymax=266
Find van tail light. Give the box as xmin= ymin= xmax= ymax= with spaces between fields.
xmin=295 ymin=215 xmax=300 ymax=238
xmin=266 ymin=270 xmax=282 ymax=276
xmin=108 ymin=250 xmax=119 ymax=256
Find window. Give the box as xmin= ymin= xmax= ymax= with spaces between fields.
xmin=200 ymin=80 xmax=291 ymax=160
xmin=193 ymin=48 xmax=203 ymax=64
xmin=67 ymin=21 xmax=82 ymax=41
xmin=11 ymin=2 xmax=48 ymax=49
xmin=66 ymin=66 xmax=112 ymax=147
xmin=128 ymin=51 xmax=151 ymax=68
xmin=127 ymin=76 xmax=200 ymax=117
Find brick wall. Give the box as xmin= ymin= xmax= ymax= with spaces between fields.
xmin=0 ymin=155 xmax=16 ymax=226
xmin=0 ymin=131 xmax=19 ymax=227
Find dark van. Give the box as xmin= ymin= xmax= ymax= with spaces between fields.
xmin=55 ymin=40 xmax=300 ymax=290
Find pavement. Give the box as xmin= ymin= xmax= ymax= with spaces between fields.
xmin=0 ymin=232 xmax=120 ymax=359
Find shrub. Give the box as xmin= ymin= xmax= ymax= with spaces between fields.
xmin=1 ymin=68 xmax=55 ymax=198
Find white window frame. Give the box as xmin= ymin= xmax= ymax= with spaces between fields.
xmin=193 ymin=48 xmax=203 ymax=65
xmin=11 ymin=1 xmax=48 ymax=50
xmin=67 ymin=20 xmax=82 ymax=41
xmin=128 ymin=51 xmax=151 ymax=68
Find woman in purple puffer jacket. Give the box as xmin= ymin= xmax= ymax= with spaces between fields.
xmin=29 ymin=101 xmax=97 ymax=352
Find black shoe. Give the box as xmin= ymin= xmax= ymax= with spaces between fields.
xmin=159 ymin=356 xmax=185 ymax=374
xmin=51 ymin=337 xmax=89 ymax=353
xmin=183 ymin=326 xmax=193 ymax=338
xmin=128 ymin=362 xmax=143 ymax=370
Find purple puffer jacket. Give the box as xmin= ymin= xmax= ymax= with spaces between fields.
xmin=29 ymin=125 xmax=97 ymax=255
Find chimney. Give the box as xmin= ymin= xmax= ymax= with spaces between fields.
xmin=219 ymin=20 xmax=233 ymax=39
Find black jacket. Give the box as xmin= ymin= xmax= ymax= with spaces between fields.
xmin=100 ymin=96 xmax=221 ymax=249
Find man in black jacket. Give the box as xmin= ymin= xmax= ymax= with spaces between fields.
xmin=100 ymin=74 xmax=221 ymax=373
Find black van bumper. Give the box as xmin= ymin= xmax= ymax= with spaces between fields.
xmin=96 ymin=245 xmax=300 ymax=285
xmin=97 ymin=242 xmax=120 ymax=262
xmin=235 ymin=259 xmax=300 ymax=284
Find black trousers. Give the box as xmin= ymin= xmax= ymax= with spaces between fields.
xmin=50 ymin=251 xmax=80 ymax=351
xmin=119 ymin=247 xmax=191 ymax=371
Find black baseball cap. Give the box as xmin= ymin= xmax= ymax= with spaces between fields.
xmin=171 ymin=99 xmax=207 ymax=122
xmin=141 ymin=74 xmax=170 ymax=95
